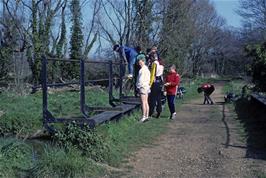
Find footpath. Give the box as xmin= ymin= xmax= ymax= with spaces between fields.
xmin=120 ymin=83 xmax=266 ymax=178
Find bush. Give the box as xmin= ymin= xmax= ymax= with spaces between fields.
xmin=245 ymin=43 xmax=266 ymax=92
xmin=54 ymin=122 xmax=110 ymax=162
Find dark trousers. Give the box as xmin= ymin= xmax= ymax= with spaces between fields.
xmin=167 ymin=95 xmax=176 ymax=114
xmin=149 ymin=81 xmax=162 ymax=116
xmin=203 ymin=94 xmax=214 ymax=104
xmin=203 ymin=86 xmax=214 ymax=104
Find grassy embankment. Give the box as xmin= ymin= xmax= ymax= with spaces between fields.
xmin=0 ymin=79 xmax=202 ymax=177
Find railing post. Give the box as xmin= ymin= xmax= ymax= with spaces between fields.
xmin=119 ymin=62 xmax=123 ymax=99
xmin=41 ymin=55 xmax=48 ymax=126
xmin=109 ymin=60 xmax=115 ymax=106
xmin=80 ymin=58 xmax=87 ymax=116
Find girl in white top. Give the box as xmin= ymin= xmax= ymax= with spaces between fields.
xmin=136 ymin=54 xmax=150 ymax=122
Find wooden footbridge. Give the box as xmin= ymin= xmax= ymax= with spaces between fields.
xmin=35 ymin=56 xmax=140 ymax=133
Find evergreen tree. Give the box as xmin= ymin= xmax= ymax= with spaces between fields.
xmin=67 ymin=0 xmax=84 ymax=80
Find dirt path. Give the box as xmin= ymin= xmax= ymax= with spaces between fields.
xmin=119 ymin=83 xmax=266 ymax=178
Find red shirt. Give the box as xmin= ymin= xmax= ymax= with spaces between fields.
xmin=202 ymin=83 xmax=211 ymax=89
xmin=165 ymin=71 xmax=180 ymax=95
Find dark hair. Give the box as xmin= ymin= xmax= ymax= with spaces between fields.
xmin=197 ymin=87 xmax=203 ymax=93
xmin=158 ymin=58 xmax=164 ymax=66
xmin=113 ymin=44 xmax=120 ymax=51
xmin=135 ymin=46 xmax=142 ymax=53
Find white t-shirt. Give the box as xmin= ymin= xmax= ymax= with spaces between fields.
xmin=154 ymin=61 xmax=164 ymax=77
xmin=137 ymin=65 xmax=150 ymax=90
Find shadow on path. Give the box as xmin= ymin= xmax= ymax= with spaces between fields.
xmin=221 ymin=103 xmax=230 ymax=149
xmin=234 ymin=97 xmax=266 ymax=160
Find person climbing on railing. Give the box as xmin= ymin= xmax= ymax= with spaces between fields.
xmin=113 ymin=44 xmax=138 ymax=79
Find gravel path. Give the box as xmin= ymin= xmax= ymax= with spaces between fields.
xmin=120 ymin=83 xmax=266 ymax=178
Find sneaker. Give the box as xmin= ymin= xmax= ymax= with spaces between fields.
xmin=140 ymin=117 xmax=148 ymax=122
xmin=172 ymin=112 xmax=176 ymax=119
xmin=156 ymin=112 xmax=161 ymax=118
xmin=127 ymin=74 xmax=133 ymax=79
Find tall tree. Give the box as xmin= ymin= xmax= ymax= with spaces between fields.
xmin=132 ymin=0 xmax=153 ymax=48
xmin=67 ymin=0 xmax=84 ymax=80
xmin=237 ymin=0 xmax=266 ymax=41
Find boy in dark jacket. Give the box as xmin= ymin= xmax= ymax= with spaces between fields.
xmin=164 ymin=65 xmax=180 ymax=119
xmin=197 ymin=84 xmax=215 ymax=104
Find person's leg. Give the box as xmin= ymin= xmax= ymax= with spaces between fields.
xmin=203 ymin=93 xmax=207 ymax=104
xmin=145 ymin=94 xmax=149 ymax=118
xmin=140 ymin=94 xmax=145 ymax=118
xmin=207 ymin=95 xmax=214 ymax=104
xmin=167 ymin=95 xmax=172 ymax=113
xmin=155 ymin=83 xmax=162 ymax=118
xmin=128 ymin=56 xmax=136 ymax=75
xmin=149 ymin=84 xmax=156 ymax=116
xmin=167 ymin=95 xmax=175 ymax=118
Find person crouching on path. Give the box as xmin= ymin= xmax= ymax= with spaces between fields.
xmin=164 ymin=65 xmax=180 ymax=119
xmin=197 ymin=83 xmax=215 ymax=104
xmin=136 ymin=54 xmax=151 ymax=122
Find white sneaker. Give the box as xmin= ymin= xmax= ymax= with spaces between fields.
xmin=127 ymin=74 xmax=133 ymax=79
xmin=172 ymin=112 xmax=176 ymax=119
xmin=140 ymin=117 xmax=148 ymax=122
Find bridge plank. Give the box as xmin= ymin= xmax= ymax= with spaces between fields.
xmin=251 ymin=93 xmax=266 ymax=106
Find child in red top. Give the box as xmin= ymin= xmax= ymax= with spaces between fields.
xmin=164 ymin=65 xmax=180 ymax=119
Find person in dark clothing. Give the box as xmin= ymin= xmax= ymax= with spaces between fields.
xmin=165 ymin=65 xmax=180 ymax=119
xmin=148 ymin=54 xmax=164 ymax=118
xmin=197 ymin=84 xmax=215 ymax=104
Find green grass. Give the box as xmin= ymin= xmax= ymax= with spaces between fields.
xmin=0 ymin=87 xmax=109 ymax=136
xmin=0 ymin=138 xmax=34 ymax=177
xmin=222 ymin=79 xmax=247 ymax=95
xmin=31 ymin=146 xmax=104 ymax=178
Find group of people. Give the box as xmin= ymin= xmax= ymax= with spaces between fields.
xmin=113 ymin=44 xmax=180 ymax=122
xmin=114 ymin=44 xmax=216 ymax=122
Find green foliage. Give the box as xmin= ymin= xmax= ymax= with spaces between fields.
xmin=54 ymin=123 xmax=110 ymax=162
xmin=31 ymin=146 xmax=103 ymax=178
xmin=223 ymin=79 xmax=248 ymax=95
xmin=0 ymin=46 xmax=12 ymax=80
xmin=67 ymin=0 xmax=84 ymax=80
xmin=245 ymin=43 xmax=266 ymax=91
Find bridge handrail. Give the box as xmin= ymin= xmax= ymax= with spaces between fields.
xmin=250 ymin=92 xmax=266 ymax=106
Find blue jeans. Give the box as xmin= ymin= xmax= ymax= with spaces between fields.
xmin=167 ymin=95 xmax=176 ymax=114
xmin=128 ymin=55 xmax=136 ymax=75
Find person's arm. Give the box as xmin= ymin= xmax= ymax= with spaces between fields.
xmin=138 ymin=68 xmax=150 ymax=88
xmin=136 ymin=70 xmax=142 ymax=89
xmin=149 ymin=62 xmax=156 ymax=86
xmin=120 ymin=47 xmax=127 ymax=63
xmin=170 ymin=74 xmax=180 ymax=86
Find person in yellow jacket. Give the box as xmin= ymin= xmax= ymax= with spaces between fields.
xmin=148 ymin=51 xmax=164 ymax=118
